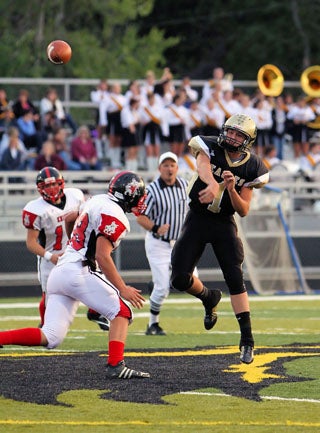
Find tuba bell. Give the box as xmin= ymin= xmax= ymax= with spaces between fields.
xmin=300 ymin=65 xmax=320 ymax=97
xmin=257 ymin=64 xmax=284 ymax=96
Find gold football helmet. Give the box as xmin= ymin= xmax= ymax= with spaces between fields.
xmin=218 ymin=114 xmax=257 ymax=153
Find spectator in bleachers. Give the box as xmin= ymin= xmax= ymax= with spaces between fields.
xmin=238 ymin=93 xmax=258 ymax=122
xmin=12 ymin=89 xmax=40 ymax=129
xmin=271 ymin=95 xmax=288 ymax=160
xmin=165 ymin=92 xmax=189 ymax=157
xmin=187 ymin=99 xmax=204 ymax=139
xmin=253 ymin=99 xmax=273 ymax=156
xmin=16 ymin=109 xmax=43 ymax=160
xmin=201 ymin=96 xmax=225 ymax=137
xmin=140 ymin=70 xmax=156 ymax=99
xmin=202 ymin=67 xmax=234 ymax=104
xmin=34 ymin=139 xmax=66 ymax=171
xmin=121 ymin=97 xmax=142 ymax=171
xmin=40 ymin=87 xmax=77 ymax=135
xmin=140 ymin=92 xmax=165 ymax=172
xmin=0 ymin=126 xmax=26 ymax=160
xmin=179 ymin=76 xmax=199 ymax=107
xmin=90 ymin=79 xmax=109 ymax=131
xmin=0 ymin=127 xmax=24 ymax=171
xmin=0 ymin=88 xmax=15 ymax=135
xmin=154 ymin=68 xmax=176 ymax=107
xmin=298 ymin=133 xmax=320 ymax=179
xmin=90 ymin=79 xmax=109 ymax=158
xmin=219 ymin=89 xmax=242 ymax=119
xmin=52 ymin=127 xmax=81 ymax=170
xmin=70 ymin=125 xmax=101 ymax=170
xmin=287 ymin=95 xmax=316 ymax=158
xmin=125 ymin=80 xmax=142 ymax=104
xmin=262 ymin=144 xmax=281 ymax=170
xmin=99 ymin=82 xmax=126 ymax=169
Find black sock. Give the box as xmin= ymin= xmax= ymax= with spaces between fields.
xmin=236 ymin=311 xmax=254 ymax=348
xmin=194 ymin=285 xmax=209 ymax=301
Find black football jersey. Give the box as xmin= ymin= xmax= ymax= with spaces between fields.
xmin=187 ymin=135 xmax=269 ymax=216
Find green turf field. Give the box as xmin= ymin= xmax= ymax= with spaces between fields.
xmin=0 ymin=294 xmax=319 ymax=433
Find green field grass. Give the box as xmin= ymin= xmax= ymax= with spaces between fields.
xmin=0 ymin=294 xmax=319 ymax=433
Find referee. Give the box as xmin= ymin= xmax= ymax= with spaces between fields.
xmin=136 ymin=151 xmax=190 ymax=335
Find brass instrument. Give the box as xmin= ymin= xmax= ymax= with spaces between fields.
xmin=301 ymin=66 xmax=320 ymax=129
xmin=300 ymin=65 xmax=320 ymax=97
xmin=257 ymin=64 xmax=284 ymax=96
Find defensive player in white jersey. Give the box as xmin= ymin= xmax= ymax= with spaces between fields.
xmin=22 ymin=166 xmax=109 ymax=331
xmin=0 ymin=171 xmax=150 ymax=379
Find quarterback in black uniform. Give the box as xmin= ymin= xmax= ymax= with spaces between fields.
xmin=171 ymin=113 xmax=269 ymax=364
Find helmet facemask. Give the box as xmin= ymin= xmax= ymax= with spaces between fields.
xmin=220 ymin=126 xmax=251 ymax=153
xmin=218 ymin=114 xmax=257 ymax=153
xmin=36 ymin=167 xmax=65 ymax=204
xmin=37 ymin=178 xmax=65 ymax=203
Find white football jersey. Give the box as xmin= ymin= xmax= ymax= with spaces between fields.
xmin=59 ymin=194 xmax=130 ymax=265
xmin=22 ymin=188 xmax=85 ymax=253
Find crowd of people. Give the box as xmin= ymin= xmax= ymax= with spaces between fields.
xmin=1 ymin=66 xmax=320 ymax=179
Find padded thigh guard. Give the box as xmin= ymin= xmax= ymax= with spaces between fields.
xmin=170 ymin=272 xmax=194 ymax=292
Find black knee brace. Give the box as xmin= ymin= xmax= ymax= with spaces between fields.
xmin=170 ymin=273 xmax=193 ymax=292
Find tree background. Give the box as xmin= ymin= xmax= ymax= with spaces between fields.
xmin=0 ymin=0 xmax=319 ymax=82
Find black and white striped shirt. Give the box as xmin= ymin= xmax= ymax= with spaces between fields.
xmin=144 ymin=176 xmax=189 ymax=242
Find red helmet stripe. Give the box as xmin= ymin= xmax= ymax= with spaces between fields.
xmin=109 ymin=171 xmax=131 ymax=192
xmin=44 ymin=166 xmax=52 ymax=178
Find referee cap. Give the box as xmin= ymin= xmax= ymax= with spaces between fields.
xmin=159 ymin=151 xmax=178 ymax=166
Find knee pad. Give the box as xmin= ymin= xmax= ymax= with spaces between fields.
xmin=229 ymin=284 xmax=247 ymax=296
xmin=170 ymin=273 xmax=193 ymax=292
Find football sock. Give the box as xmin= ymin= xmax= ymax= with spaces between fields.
xmin=194 ymin=285 xmax=209 ymax=301
xmin=0 ymin=328 xmax=42 ymax=346
xmin=107 ymin=340 xmax=125 ymax=366
xmin=39 ymin=292 xmax=46 ymax=327
xmin=236 ymin=311 xmax=254 ymax=347
xmin=149 ymin=300 xmax=161 ymax=326
xmin=149 ymin=311 xmax=160 ymax=327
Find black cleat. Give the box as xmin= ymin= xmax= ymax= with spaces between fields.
xmin=145 ymin=323 xmax=166 ymax=335
xmin=0 ymin=345 xmax=2 ymax=348
xmin=87 ymin=310 xmax=110 ymax=331
xmin=106 ymin=360 xmax=150 ymax=379
xmin=240 ymin=345 xmax=254 ymax=364
xmin=202 ymin=289 xmax=222 ymax=330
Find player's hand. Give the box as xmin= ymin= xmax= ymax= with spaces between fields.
xmin=120 ymin=285 xmax=146 ymax=309
xmin=158 ymin=223 xmax=170 ymax=236
xmin=222 ymin=170 xmax=236 ymax=192
xmin=51 ymin=253 xmax=63 ymax=265
xmin=198 ymin=182 xmax=219 ymax=204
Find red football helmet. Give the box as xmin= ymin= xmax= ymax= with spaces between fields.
xmin=36 ymin=166 xmax=65 ymax=203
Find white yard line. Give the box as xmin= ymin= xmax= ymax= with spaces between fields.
xmin=180 ymin=391 xmax=320 ymax=404
xmin=0 ymin=294 xmax=319 ymax=310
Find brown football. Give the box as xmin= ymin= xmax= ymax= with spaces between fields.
xmin=47 ymin=40 xmax=72 ymax=65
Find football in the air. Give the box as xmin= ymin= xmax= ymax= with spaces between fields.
xmin=47 ymin=40 xmax=72 ymax=65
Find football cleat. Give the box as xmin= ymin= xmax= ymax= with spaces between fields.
xmin=202 ymin=288 xmax=222 ymax=330
xmin=145 ymin=323 xmax=166 ymax=336
xmin=87 ymin=310 xmax=110 ymax=331
xmin=240 ymin=345 xmax=254 ymax=364
xmin=106 ymin=361 xmax=150 ymax=379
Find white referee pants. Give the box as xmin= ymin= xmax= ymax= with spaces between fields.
xmin=145 ymin=232 xmax=172 ymax=307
